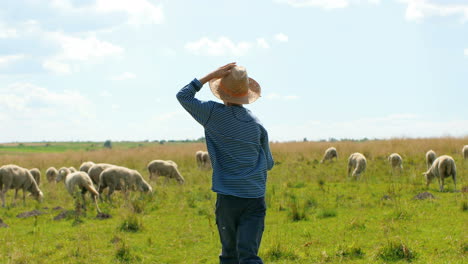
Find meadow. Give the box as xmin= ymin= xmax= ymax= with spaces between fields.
xmin=0 ymin=138 xmax=466 ymax=264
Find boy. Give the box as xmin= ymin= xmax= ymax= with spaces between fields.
xmin=176 ymin=62 xmax=274 ymax=264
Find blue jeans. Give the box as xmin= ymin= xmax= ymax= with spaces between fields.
xmin=215 ymin=193 xmax=266 ymax=264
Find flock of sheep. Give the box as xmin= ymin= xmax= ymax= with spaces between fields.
xmin=0 ymin=145 xmax=466 ymax=213
xmin=0 ymin=158 xmax=187 ymax=213
xmin=321 ymin=145 xmax=467 ymax=191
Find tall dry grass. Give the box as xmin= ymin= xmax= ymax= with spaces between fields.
xmin=272 ymin=137 xmax=468 ymax=162
xmin=0 ymin=137 xmax=466 ymax=174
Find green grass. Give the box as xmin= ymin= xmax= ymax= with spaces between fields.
xmin=0 ymin=141 xmax=163 ymax=154
xmin=0 ymin=140 xmax=467 ymax=263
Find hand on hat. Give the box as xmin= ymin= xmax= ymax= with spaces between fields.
xmin=199 ymin=62 xmax=237 ymax=85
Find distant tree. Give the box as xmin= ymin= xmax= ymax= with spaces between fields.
xmin=103 ymin=140 xmax=112 ymax=149
xmin=303 ymin=137 xmax=308 ymax=142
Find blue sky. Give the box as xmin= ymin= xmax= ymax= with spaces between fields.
xmin=1 ymin=0 xmax=467 ymax=142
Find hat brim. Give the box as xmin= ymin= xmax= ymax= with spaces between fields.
xmin=209 ymin=77 xmax=261 ymax=104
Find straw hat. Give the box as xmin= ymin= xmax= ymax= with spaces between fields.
xmin=209 ymin=66 xmax=261 ymax=104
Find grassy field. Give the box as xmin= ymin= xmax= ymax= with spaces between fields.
xmin=0 ymin=138 xmax=467 ymax=264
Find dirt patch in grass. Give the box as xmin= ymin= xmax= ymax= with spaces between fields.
xmin=0 ymin=218 xmax=8 ymax=228
xmin=16 ymin=210 xmax=46 ymax=218
xmin=53 ymin=210 xmax=73 ymax=221
xmin=96 ymin=212 xmax=112 ymax=220
xmin=413 ymin=192 xmax=435 ymax=200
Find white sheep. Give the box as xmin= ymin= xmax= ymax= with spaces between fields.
xmin=388 ymin=153 xmax=403 ymax=173
xmin=87 ymin=163 xmax=115 ymax=185
xmin=463 ymin=145 xmax=468 ymax=160
xmin=0 ymin=164 xmax=43 ymax=207
xmin=79 ymin=161 xmax=95 ymax=173
xmin=69 ymin=167 xmax=77 ymax=173
xmin=196 ymin=150 xmax=211 ymax=169
xmin=46 ymin=167 xmax=58 ymax=183
xmin=29 ymin=168 xmax=41 ymax=186
xmin=98 ymin=167 xmax=152 ymax=202
xmin=55 ymin=169 xmax=101 ymax=213
xmin=147 ymin=160 xmax=185 ymax=184
xmin=347 ymin=153 xmax=367 ymax=180
xmin=423 ymin=155 xmax=457 ymax=191
xmin=423 ymin=155 xmax=456 ymax=192
xmin=320 ymin=147 xmax=338 ymax=163
xmin=426 ymin=150 xmax=437 ymax=170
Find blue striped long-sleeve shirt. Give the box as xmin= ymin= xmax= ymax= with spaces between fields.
xmin=177 ymin=78 xmax=274 ymax=198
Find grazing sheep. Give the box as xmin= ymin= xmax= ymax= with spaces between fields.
xmin=388 ymin=153 xmax=403 ymax=173
xmin=423 ymin=155 xmax=456 ymax=192
xmin=57 ymin=167 xmax=71 ymax=182
xmin=46 ymin=167 xmax=58 ymax=183
xmin=347 ymin=153 xmax=367 ymax=180
xmin=426 ymin=150 xmax=437 ymax=170
xmin=56 ymin=169 xmax=101 ymax=213
xmin=196 ymin=151 xmax=211 ymax=169
xmin=98 ymin=167 xmax=152 ymax=202
xmin=463 ymin=145 xmax=468 ymax=160
xmin=202 ymin=152 xmax=211 ymax=169
xmin=79 ymin=161 xmax=95 ymax=173
xmin=147 ymin=160 xmax=185 ymax=184
xmin=87 ymin=163 xmax=115 ymax=185
xmin=68 ymin=167 xmax=77 ymax=173
xmin=196 ymin=151 xmax=203 ymax=168
xmin=29 ymin=168 xmax=41 ymax=186
xmin=320 ymin=147 xmax=338 ymax=163
xmin=0 ymin=165 xmax=43 ymax=207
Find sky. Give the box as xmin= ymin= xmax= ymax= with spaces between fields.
xmin=1 ymin=0 xmax=468 ymax=143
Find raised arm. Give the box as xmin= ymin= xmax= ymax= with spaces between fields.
xmin=176 ymin=62 xmax=237 ymax=126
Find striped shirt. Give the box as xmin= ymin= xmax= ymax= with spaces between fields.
xmin=177 ymin=78 xmax=274 ymax=198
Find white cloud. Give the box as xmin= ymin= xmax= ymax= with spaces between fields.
xmin=0 ymin=82 xmax=94 ymax=118
xmin=185 ymin=37 xmax=254 ymax=56
xmin=100 ymin=90 xmax=112 ymax=97
xmin=275 ymin=33 xmax=289 ymax=42
xmin=43 ymin=32 xmax=123 ymax=74
xmin=94 ymin=0 xmax=164 ymax=25
xmin=0 ymin=55 xmax=25 ymax=68
xmin=0 ymin=82 xmax=100 ymax=142
xmin=399 ymin=0 xmax=468 ymax=22
xmin=50 ymin=0 xmax=164 ymax=25
xmin=464 ymin=48 xmax=468 ymax=56
xmin=277 ymin=0 xmax=349 ymax=9
xmin=276 ymin=0 xmax=380 ymax=9
xmin=110 ymin=72 xmax=136 ymax=81
xmin=257 ymin=38 xmax=270 ymax=49
xmin=42 ymin=60 xmax=71 ymax=74
xmin=0 ymin=23 xmax=18 ymax=38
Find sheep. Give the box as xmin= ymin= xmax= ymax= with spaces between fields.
xmin=98 ymin=167 xmax=152 ymax=202
xmin=69 ymin=167 xmax=77 ymax=173
xmin=46 ymin=167 xmax=58 ymax=183
xmin=55 ymin=169 xmax=101 ymax=213
xmin=79 ymin=161 xmax=95 ymax=173
xmin=0 ymin=164 xmax=43 ymax=207
xmin=29 ymin=168 xmax=41 ymax=186
xmin=87 ymin=163 xmax=115 ymax=185
xmin=347 ymin=153 xmax=367 ymax=180
xmin=426 ymin=150 xmax=437 ymax=170
xmin=196 ymin=151 xmax=211 ymax=169
xmin=320 ymin=147 xmax=338 ymax=163
xmin=423 ymin=155 xmax=456 ymax=192
xmin=463 ymin=145 xmax=468 ymax=160
xmin=57 ymin=167 xmax=71 ymax=182
xmin=388 ymin=153 xmax=403 ymax=173
xmin=147 ymin=160 xmax=185 ymax=184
